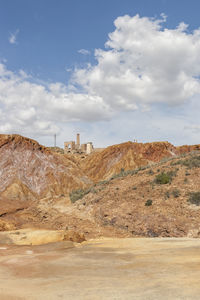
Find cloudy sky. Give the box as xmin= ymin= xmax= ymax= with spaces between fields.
xmin=1 ymin=0 xmax=200 ymax=147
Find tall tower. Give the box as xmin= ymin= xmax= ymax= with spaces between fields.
xmin=76 ymin=133 xmax=80 ymax=148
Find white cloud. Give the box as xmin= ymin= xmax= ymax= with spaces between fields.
xmin=1 ymin=14 xmax=200 ymax=145
xmin=78 ymin=49 xmax=91 ymax=55
xmin=0 ymin=63 xmax=111 ymax=136
xmin=73 ymin=14 xmax=200 ymax=110
xmin=9 ymin=29 xmax=19 ymax=44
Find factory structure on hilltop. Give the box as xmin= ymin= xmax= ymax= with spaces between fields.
xmin=64 ymin=133 xmax=94 ymax=154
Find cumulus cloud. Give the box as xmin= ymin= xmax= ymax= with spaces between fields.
xmin=73 ymin=14 xmax=200 ymax=110
xmin=78 ymin=49 xmax=91 ymax=55
xmin=0 ymin=63 xmax=111 ymax=136
xmin=8 ymin=29 xmax=19 ymax=44
xmin=1 ymin=14 xmax=200 ymax=141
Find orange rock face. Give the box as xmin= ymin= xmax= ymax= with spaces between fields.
xmin=0 ymin=134 xmax=91 ymax=217
xmin=81 ymin=141 xmax=179 ymax=182
xmin=1 ymin=134 xmax=200 ymax=239
xmin=73 ymin=152 xmax=200 ymax=238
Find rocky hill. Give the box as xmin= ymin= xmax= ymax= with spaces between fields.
xmin=80 ymin=141 xmax=200 ymax=182
xmin=70 ymin=151 xmax=200 ymax=238
xmin=1 ymin=134 xmax=200 ymax=239
xmin=0 ymin=134 xmax=91 ymax=224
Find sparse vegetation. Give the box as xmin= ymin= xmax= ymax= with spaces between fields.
xmin=145 ymin=199 xmax=152 ymax=206
xmin=91 ymin=188 xmax=97 ymax=194
xmin=69 ymin=151 xmax=200 ymax=204
xmin=160 ymin=157 xmax=172 ymax=164
xmin=150 ymin=182 xmax=155 ymax=189
xmin=154 ymin=172 xmax=172 ymax=184
xmin=109 ymin=165 xmax=149 ymax=180
xmin=174 ymin=155 xmax=200 ymax=169
xmin=168 ymin=168 xmax=179 ymax=177
xmin=97 ymin=180 xmax=109 ymax=185
xmin=154 ymin=168 xmax=178 ymax=185
xmin=148 ymin=169 xmax=154 ymax=175
xmin=188 ymin=192 xmax=200 ymax=206
xmin=70 ymin=188 xmax=91 ymax=203
xmin=165 ymin=191 xmax=170 ymax=199
xmin=171 ymin=188 xmax=180 ymax=198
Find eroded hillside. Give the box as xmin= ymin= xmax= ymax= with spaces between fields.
xmin=0 ymin=134 xmax=91 ymax=223
xmin=71 ymin=152 xmax=200 ymax=238
xmin=80 ymin=141 xmax=200 ymax=182
xmin=1 ymin=134 xmax=200 ymax=239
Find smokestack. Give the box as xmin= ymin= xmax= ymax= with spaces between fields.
xmin=76 ymin=133 xmax=80 ymax=147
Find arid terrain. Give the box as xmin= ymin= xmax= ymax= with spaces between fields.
xmin=1 ymin=134 xmax=200 ymax=299
xmin=1 ymin=134 xmax=200 ymax=239
xmin=1 ymin=237 xmax=200 ymax=299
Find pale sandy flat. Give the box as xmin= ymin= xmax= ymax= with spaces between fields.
xmin=0 ymin=238 xmax=200 ymax=299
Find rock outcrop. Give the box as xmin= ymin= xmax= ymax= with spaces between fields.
xmin=0 ymin=134 xmax=91 ymax=226
xmin=0 ymin=228 xmax=85 ymax=245
xmin=81 ymin=141 xmax=178 ymax=182
xmin=1 ymin=134 xmax=200 ymax=239
xmin=0 ymin=134 xmax=91 ymax=200
xmin=74 ymin=151 xmax=200 ymax=238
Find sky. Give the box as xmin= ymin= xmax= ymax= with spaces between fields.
xmin=1 ymin=0 xmax=200 ymax=148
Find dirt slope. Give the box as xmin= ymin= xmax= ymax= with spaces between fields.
xmin=0 ymin=134 xmax=91 ymax=222
xmin=71 ymin=151 xmax=200 ymax=238
xmin=80 ymin=141 xmax=176 ymax=182
xmin=3 ymin=151 xmax=200 ymax=239
xmin=1 ymin=134 xmax=200 ymax=238
xmin=80 ymin=141 xmax=200 ymax=182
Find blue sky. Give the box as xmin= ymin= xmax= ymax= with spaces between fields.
xmin=1 ymin=0 xmax=200 ymax=147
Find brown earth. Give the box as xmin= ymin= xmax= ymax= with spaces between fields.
xmin=1 ymin=134 xmax=200 ymax=239
xmin=0 ymin=229 xmax=85 ymax=245
xmin=0 ymin=134 xmax=91 ymax=199
xmin=0 ymin=134 xmax=91 ymax=230
xmin=1 ymin=238 xmax=200 ymax=299
xmin=80 ymin=141 xmax=200 ymax=182
xmin=72 ymin=153 xmax=200 ymax=238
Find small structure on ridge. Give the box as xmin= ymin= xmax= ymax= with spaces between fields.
xmin=64 ymin=133 xmax=94 ymax=154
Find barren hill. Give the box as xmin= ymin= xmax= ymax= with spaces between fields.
xmin=71 ymin=151 xmax=200 ymax=238
xmin=4 ymin=149 xmax=200 ymax=239
xmin=81 ymin=141 xmax=200 ymax=182
xmin=1 ymin=134 xmax=200 ymax=239
xmin=0 ymin=134 xmax=91 ymax=223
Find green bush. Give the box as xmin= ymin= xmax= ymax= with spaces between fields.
xmin=145 ymin=199 xmax=153 ymax=206
xmin=154 ymin=172 xmax=172 ymax=184
xmin=70 ymin=188 xmax=91 ymax=203
xmin=188 ymin=192 xmax=200 ymax=206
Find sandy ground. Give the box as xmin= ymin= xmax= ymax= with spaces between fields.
xmin=0 ymin=238 xmax=200 ymax=299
